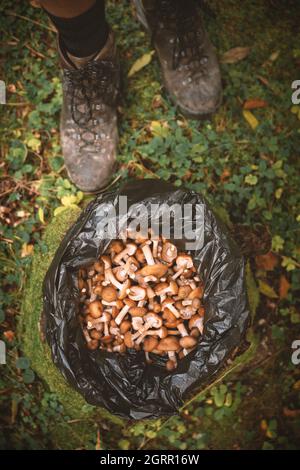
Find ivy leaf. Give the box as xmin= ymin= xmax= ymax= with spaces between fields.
xmin=271 ymin=235 xmax=284 ymax=252
xmin=245 ymin=174 xmax=258 ymax=185
xmin=22 ymin=368 xmax=35 ymax=384
xmin=16 ymin=357 xmax=30 ymax=369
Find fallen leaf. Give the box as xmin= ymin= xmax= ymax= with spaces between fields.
xmin=21 ymin=243 xmax=34 ymax=258
xmin=260 ymin=419 xmax=268 ymax=432
xmin=220 ymin=168 xmax=231 ymax=182
xmin=293 ymin=380 xmax=300 ymax=391
xmin=243 ymin=110 xmax=259 ymax=130
xmin=257 ymin=75 xmax=270 ymax=87
xmin=268 ymin=50 xmax=280 ymax=63
xmin=221 ymin=47 xmax=250 ymax=64
xmin=279 ymin=275 xmax=291 ymax=299
xmin=3 ymin=330 xmax=15 ymax=342
xmin=255 ymin=252 xmax=278 ymax=271
xmin=283 ymin=407 xmax=300 ymax=418
xmin=258 ymin=280 xmax=278 ymax=299
xmin=243 ymin=99 xmax=268 ymax=110
xmin=38 ymin=207 xmax=45 ymax=224
xmin=128 ymin=51 xmax=155 ymax=77
xmin=95 ymin=428 xmax=101 ymax=451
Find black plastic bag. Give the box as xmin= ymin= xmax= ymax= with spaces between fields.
xmin=43 ymin=179 xmax=250 ymax=419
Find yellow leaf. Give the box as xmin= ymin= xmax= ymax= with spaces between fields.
xmin=260 ymin=419 xmax=268 ymax=431
xmin=258 ymin=280 xmax=278 ymax=299
xmin=243 ymin=110 xmax=259 ymax=130
xmin=38 ymin=207 xmax=45 ymax=224
xmin=293 ymin=380 xmax=300 ymax=391
xmin=128 ymin=51 xmax=155 ymax=77
xmin=150 ymin=120 xmax=169 ymax=137
xmin=221 ymin=47 xmax=250 ymax=64
xmin=61 ymin=194 xmax=78 ymax=206
xmin=269 ymin=50 xmax=280 ymax=62
xmin=76 ymin=191 xmax=84 ymax=203
xmin=54 ymin=206 xmax=68 ymax=217
xmin=21 ymin=243 xmax=34 ymax=258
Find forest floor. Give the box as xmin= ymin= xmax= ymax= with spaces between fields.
xmin=0 ymin=0 xmax=300 ymax=450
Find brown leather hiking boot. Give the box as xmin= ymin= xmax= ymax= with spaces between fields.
xmin=133 ymin=0 xmax=222 ymax=118
xmin=59 ymin=31 xmax=120 ymax=193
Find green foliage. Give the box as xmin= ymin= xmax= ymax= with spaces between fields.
xmin=0 ymin=0 xmax=299 ymax=451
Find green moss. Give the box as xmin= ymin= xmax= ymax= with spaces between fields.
xmin=20 ymin=203 xmax=260 ymax=447
xmin=20 ymin=207 xmax=124 ymax=448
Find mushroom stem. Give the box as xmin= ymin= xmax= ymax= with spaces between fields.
xmin=141 ymin=243 xmax=155 ymax=265
xmin=115 ymin=305 xmax=130 ymax=325
xmin=177 ymin=322 xmax=189 ymax=337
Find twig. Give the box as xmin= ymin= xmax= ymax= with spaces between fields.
xmin=6 ymin=11 xmax=56 ymax=33
xmin=24 ymin=44 xmax=48 ymax=60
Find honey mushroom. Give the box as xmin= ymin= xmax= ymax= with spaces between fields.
xmin=78 ymin=234 xmax=204 ymax=369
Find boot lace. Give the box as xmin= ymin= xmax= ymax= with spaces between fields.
xmin=64 ymin=60 xmax=119 ymax=127
xmin=153 ymin=0 xmax=208 ymax=70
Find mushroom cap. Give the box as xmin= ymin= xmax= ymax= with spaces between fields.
xmin=192 ymin=298 xmax=201 ymax=309
xmin=162 ymin=297 xmax=175 ymax=308
xmin=143 ymin=336 xmax=158 ymax=352
xmin=162 ymin=309 xmax=177 ymax=323
xmin=126 ymin=242 xmax=138 ymax=256
xmin=90 ymin=329 xmax=102 ymax=340
xmin=179 ymin=336 xmax=198 ymax=349
xmin=119 ymin=320 xmax=131 ymax=334
xmin=88 ymin=300 xmax=103 ymax=318
xmin=157 ymin=336 xmax=180 ymax=352
xmin=127 ymin=229 xmax=149 ymax=244
xmin=100 ymin=335 xmax=114 ymax=344
xmin=101 ymin=286 xmax=117 ymax=302
xmin=113 ymin=266 xmax=128 ymax=282
xmin=132 ymin=316 xmax=144 ymax=330
xmin=176 ymin=254 xmax=193 ymax=269
xmin=124 ymin=331 xmax=134 ymax=348
xmin=154 ymin=282 xmax=169 ymax=295
xmin=123 ymin=298 xmax=136 ymax=307
xmin=178 ymin=285 xmax=192 ymax=299
xmin=108 ymin=240 xmax=124 ymax=254
xmin=188 ymin=314 xmax=204 ymax=329
xmin=87 ymin=339 xmax=99 ymax=350
xmin=94 ymin=261 xmax=104 ymax=273
xmin=135 ymin=248 xmax=146 ymax=263
xmin=127 ymin=286 xmax=146 ymax=301
xmin=161 ymin=242 xmax=178 ymax=263
xmin=188 ymin=286 xmax=204 ymax=299
xmin=129 ymin=306 xmax=147 ymax=317
xmin=119 ymin=279 xmax=131 ymax=299
xmin=166 ymin=359 xmax=177 ymax=371
xmin=138 ymin=264 xmax=168 ymax=279
xmin=93 ymin=285 xmax=103 ymax=296
xmin=144 ymin=312 xmax=162 ymax=328
xmin=180 ymin=306 xmax=195 ymax=320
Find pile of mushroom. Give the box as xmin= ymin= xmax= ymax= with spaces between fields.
xmin=78 ymin=231 xmax=204 ymax=371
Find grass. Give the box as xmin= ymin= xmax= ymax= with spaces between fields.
xmin=0 ymin=0 xmax=300 ymax=450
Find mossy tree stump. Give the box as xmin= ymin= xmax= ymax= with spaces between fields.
xmin=20 ymin=204 xmax=259 ymax=449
